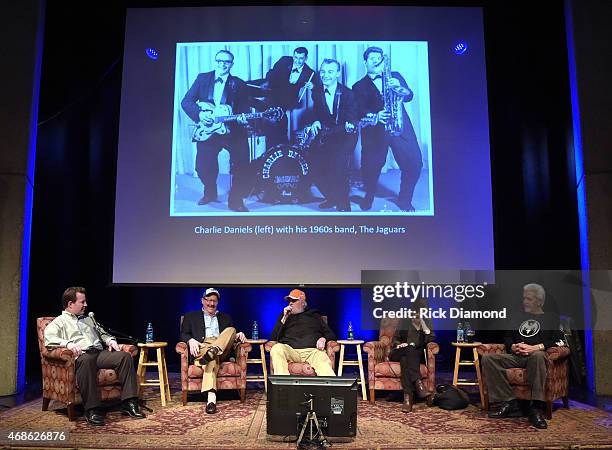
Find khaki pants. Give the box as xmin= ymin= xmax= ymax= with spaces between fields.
xmin=270 ymin=343 xmax=336 ymax=376
xmin=195 ymin=327 xmax=236 ymax=392
xmin=481 ymin=351 xmax=548 ymax=403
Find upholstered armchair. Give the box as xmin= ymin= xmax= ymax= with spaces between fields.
xmin=477 ymin=343 xmax=570 ymax=419
xmin=37 ymin=317 xmax=139 ymax=421
xmin=175 ymin=323 xmax=251 ymax=405
xmin=363 ymin=318 xmax=439 ymax=403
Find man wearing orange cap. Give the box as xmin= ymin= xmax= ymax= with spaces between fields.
xmin=270 ymin=289 xmax=337 ymax=376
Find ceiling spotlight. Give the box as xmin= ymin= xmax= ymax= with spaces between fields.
xmin=145 ymin=48 xmax=159 ymax=60
xmin=453 ymin=42 xmax=468 ymax=55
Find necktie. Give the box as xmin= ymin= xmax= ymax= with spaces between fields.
xmin=215 ymin=77 xmax=223 ymax=83
xmin=291 ymin=68 xmax=299 ymax=73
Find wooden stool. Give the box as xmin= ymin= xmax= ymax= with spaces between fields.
xmin=336 ymin=339 xmax=367 ymax=401
xmin=451 ymin=341 xmax=484 ymax=408
xmin=137 ymin=342 xmax=171 ymax=407
xmin=245 ymin=339 xmax=268 ymax=392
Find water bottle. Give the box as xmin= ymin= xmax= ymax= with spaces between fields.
xmin=464 ymin=322 xmax=474 ymax=343
xmin=252 ymin=321 xmax=259 ymax=340
xmin=347 ymin=321 xmax=354 ymax=340
xmin=145 ymin=322 xmax=154 ymax=343
xmin=456 ymin=322 xmax=464 ymax=343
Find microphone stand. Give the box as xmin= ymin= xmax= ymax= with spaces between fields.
xmin=93 ymin=318 xmax=139 ymax=346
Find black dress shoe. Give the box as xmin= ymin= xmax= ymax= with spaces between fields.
xmin=336 ymin=204 xmax=351 ymax=212
xmin=121 ymin=399 xmax=146 ymax=419
xmin=318 ymin=200 xmax=336 ymax=209
xmin=228 ymin=200 xmax=249 ymax=212
xmin=85 ymin=408 xmax=105 ymax=426
xmin=488 ymin=400 xmax=523 ymax=418
xmin=528 ymin=408 xmax=548 ymax=429
xmin=397 ymin=201 xmax=415 ymax=212
xmin=198 ymin=345 xmax=220 ymax=365
xmin=414 ymin=380 xmax=433 ymax=399
xmin=359 ymin=195 xmax=373 ymax=211
xmin=206 ymin=402 xmax=217 ymax=414
xmin=401 ymin=392 xmax=413 ymax=413
xmin=198 ymin=195 xmax=217 ymax=205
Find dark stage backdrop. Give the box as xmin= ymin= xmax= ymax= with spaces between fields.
xmin=26 ymin=0 xmax=580 ymax=381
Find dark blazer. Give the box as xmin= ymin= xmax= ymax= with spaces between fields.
xmin=392 ymin=317 xmax=435 ymax=350
xmin=352 ymin=71 xmax=417 ymax=142
xmin=181 ymin=71 xmax=250 ymax=131
xmin=180 ymin=310 xmax=235 ymax=343
xmin=311 ymin=82 xmax=357 ymax=129
xmin=267 ymin=56 xmax=317 ymax=110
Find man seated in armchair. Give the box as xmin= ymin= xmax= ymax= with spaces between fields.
xmin=269 ymin=289 xmax=337 ymax=376
xmin=180 ymin=288 xmax=247 ymax=414
xmin=481 ymin=283 xmax=565 ymax=429
xmin=44 ymin=286 xmax=145 ymax=426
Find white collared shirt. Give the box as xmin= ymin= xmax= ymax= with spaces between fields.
xmin=44 ymin=311 xmax=116 ymax=351
xmin=324 ymin=83 xmax=338 ymax=114
xmin=289 ymin=65 xmax=303 ymax=84
xmin=203 ymin=310 xmax=220 ymax=338
xmin=213 ymin=73 xmax=229 ymax=106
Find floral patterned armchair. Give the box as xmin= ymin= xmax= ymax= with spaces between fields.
xmin=363 ymin=318 xmax=438 ymax=403
xmin=37 ymin=317 xmax=138 ymax=421
xmin=477 ymin=343 xmax=570 ymax=419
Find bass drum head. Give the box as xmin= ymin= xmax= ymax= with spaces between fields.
xmin=256 ymin=144 xmax=311 ymax=204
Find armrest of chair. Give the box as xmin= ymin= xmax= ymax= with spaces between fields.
xmin=426 ymin=342 xmax=439 ymax=355
xmin=41 ymin=347 xmax=75 ymax=365
xmin=477 ymin=343 xmax=506 ymax=355
xmin=118 ymin=344 xmax=138 ymax=357
xmin=234 ymin=342 xmax=252 ymax=364
xmin=363 ymin=341 xmax=387 ymax=364
xmin=325 ymin=340 xmax=340 ymax=356
xmin=175 ymin=342 xmax=189 ymax=389
xmin=546 ymin=346 xmax=570 ymax=361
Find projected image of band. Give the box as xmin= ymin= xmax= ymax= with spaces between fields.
xmin=171 ymin=41 xmax=433 ymax=216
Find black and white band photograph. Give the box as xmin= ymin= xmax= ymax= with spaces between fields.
xmin=171 ymin=41 xmax=433 ymax=216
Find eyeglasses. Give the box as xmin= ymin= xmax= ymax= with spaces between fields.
xmin=215 ymin=59 xmax=233 ymax=65
xmin=289 ymin=298 xmax=301 ymax=303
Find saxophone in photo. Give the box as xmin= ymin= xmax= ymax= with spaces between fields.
xmin=382 ymin=54 xmax=404 ymax=136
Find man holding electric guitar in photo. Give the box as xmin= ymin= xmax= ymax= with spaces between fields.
xmin=182 ymin=50 xmax=276 ymax=212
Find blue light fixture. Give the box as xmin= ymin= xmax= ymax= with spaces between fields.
xmin=145 ymin=48 xmax=159 ymax=60
xmin=453 ymin=42 xmax=468 ymax=55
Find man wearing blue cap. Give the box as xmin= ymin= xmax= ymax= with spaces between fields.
xmin=180 ymin=288 xmax=246 ymax=413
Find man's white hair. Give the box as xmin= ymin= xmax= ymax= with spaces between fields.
xmin=523 ymin=283 xmax=546 ymax=303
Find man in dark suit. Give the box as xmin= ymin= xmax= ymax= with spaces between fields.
xmin=266 ymin=47 xmax=316 ymax=146
xmin=307 ymin=58 xmax=358 ymax=212
xmin=180 ymin=288 xmax=246 ymax=414
xmin=181 ymin=50 xmax=251 ymax=212
xmin=352 ymin=46 xmax=423 ymax=212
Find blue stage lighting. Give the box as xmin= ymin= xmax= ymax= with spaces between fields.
xmin=145 ymin=48 xmax=159 ymax=60
xmin=453 ymin=42 xmax=468 ymax=55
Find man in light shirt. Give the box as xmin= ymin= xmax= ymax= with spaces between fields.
xmin=179 ymin=288 xmax=246 ymax=414
xmin=44 ymin=286 xmax=145 ymax=426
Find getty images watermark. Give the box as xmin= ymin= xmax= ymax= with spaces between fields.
xmin=370 ymin=281 xmax=502 ymax=320
xmin=360 ymin=270 xmax=612 ymax=331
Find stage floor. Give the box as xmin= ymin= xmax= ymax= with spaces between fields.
xmin=1 ymin=374 xmax=611 ymax=449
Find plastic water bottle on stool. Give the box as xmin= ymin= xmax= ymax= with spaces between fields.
xmin=456 ymin=322 xmax=464 ymax=343
xmin=347 ymin=321 xmax=354 ymax=340
xmin=145 ymin=322 xmax=154 ymax=343
xmin=252 ymin=321 xmax=259 ymax=340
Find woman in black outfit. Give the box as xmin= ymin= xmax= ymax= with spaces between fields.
xmin=389 ymin=298 xmax=435 ymax=412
